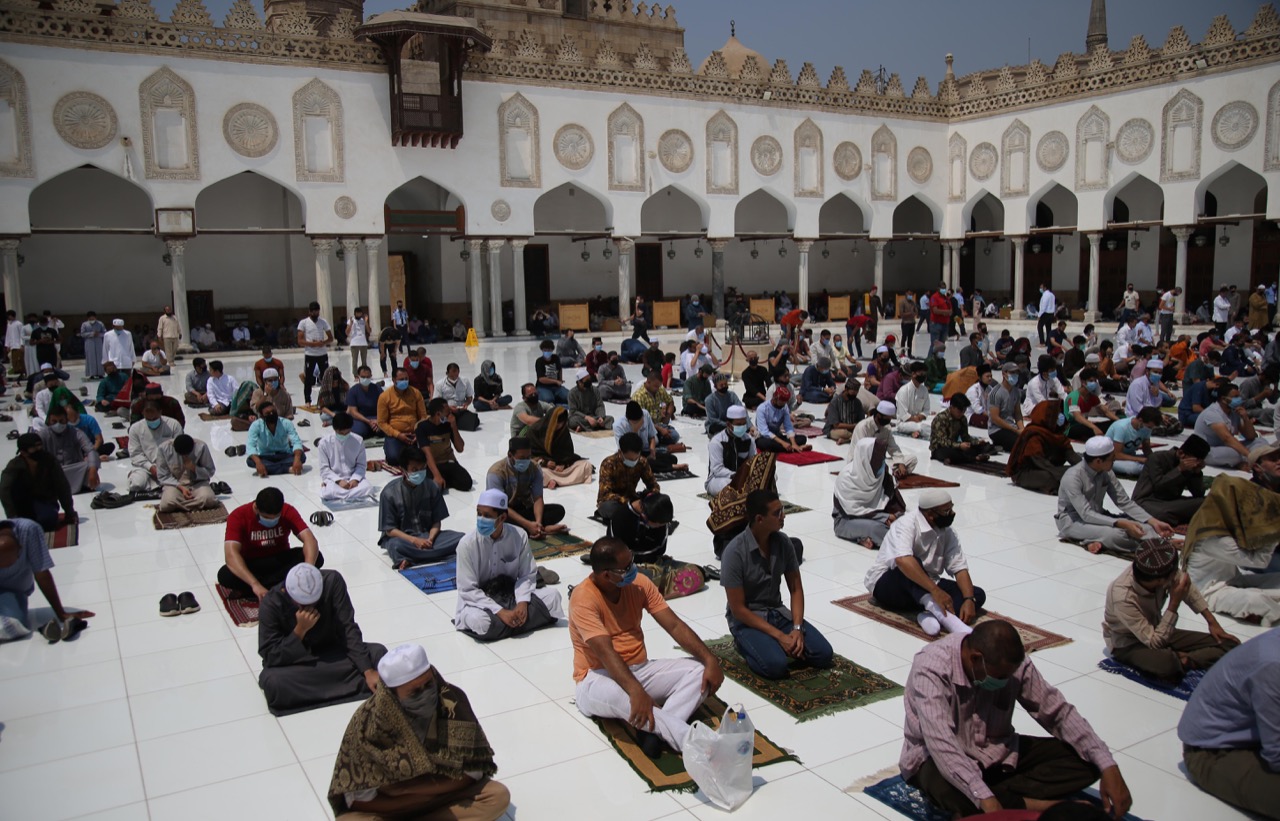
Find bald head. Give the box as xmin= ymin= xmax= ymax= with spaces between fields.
xmin=968 ymin=620 xmax=1026 ymax=669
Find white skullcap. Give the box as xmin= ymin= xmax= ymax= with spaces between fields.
xmin=285 ymin=564 xmax=323 ymax=605
xmin=875 ymin=345 xmax=889 ymax=354
xmin=38 ymin=362 xmax=52 ymax=371
xmin=575 ymin=367 xmax=590 ymax=382
xmin=377 ymin=644 xmax=431 ymax=688
xmin=113 ymin=319 xmax=124 ymax=327
xmin=727 ymin=405 xmax=748 ymax=420
xmin=1085 ymin=353 xmax=1101 ymax=364
xmin=876 ymin=400 xmax=897 ymax=416
xmin=1147 ymin=359 xmax=1164 ymax=369
xmin=477 ymin=488 xmax=508 ymax=510
xmin=1085 ymin=435 xmax=1114 ymax=457
xmin=263 ymin=368 xmax=279 ymax=379
xmin=919 ymin=489 xmax=952 ymax=510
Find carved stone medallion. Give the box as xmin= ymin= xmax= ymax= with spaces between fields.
xmin=969 ymin=142 xmax=997 ymax=181
xmin=53 ymin=91 xmax=117 ymax=150
xmin=223 ymin=102 xmax=278 ymax=158
xmin=751 ymin=135 xmax=783 ymax=176
xmin=1036 ymin=131 xmax=1069 ymax=172
xmin=491 ymin=199 xmax=511 ymax=222
xmin=1211 ymin=101 xmax=1259 ymax=151
xmin=908 ymin=146 xmax=933 ymax=184
xmin=833 ymin=141 xmax=862 ymax=181
xmin=658 ymin=129 xmax=693 ymax=173
xmin=1115 ymin=118 xmax=1154 ymax=164
xmin=553 ymin=123 xmax=593 ymax=170
xmin=334 ymin=196 xmax=357 ymax=219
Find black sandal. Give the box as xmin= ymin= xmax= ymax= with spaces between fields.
xmin=297 ymin=419 xmax=311 ymax=427
xmin=5 ymin=430 xmax=17 ymax=440
xmin=309 ymin=511 xmax=334 ymax=527
xmin=0 ymin=414 xmax=12 ymax=422
xmin=224 ymin=446 xmax=238 ymax=457
xmin=236 ymin=445 xmax=246 ymax=456
xmin=211 ymin=481 xmax=232 ymax=495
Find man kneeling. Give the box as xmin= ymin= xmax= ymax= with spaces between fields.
xmin=318 ymin=412 xmax=377 ymax=506
xmin=257 ymin=564 xmax=386 ymax=715
xmin=327 ymin=643 xmax=510 ymax=820
xmin=571 ymin=537 xmax=724 ymax=758
xmin=454 ymin=488 xmax=563 ymax=642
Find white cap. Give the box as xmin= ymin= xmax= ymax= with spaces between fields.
xmin=1085 ymin=435 xmax=1114 ymax=457
xmin=477 ymin=488 xmax=508 ymax=510
xmin=875 ymin=345 xmax=889 ymax=354
xmin=112 ymin=319 xmax=124 ymax=327
xmin=284 ymin=564 xmax=323 ymax=605
xmin=575 ymin=367 xmax=590 ymax=382
xmin=1147 ymin=359 xmax=1164 ymax=369
xmin=727 ymin=405 xmax=748 ymax=420
xmin=377 ymin=644 xmax=431 ymax=688
xmin=876 ymin=400 xmax=896 ymax=416
xmin=263 ymin=368 xmax=279 ymax=379
xmin=1085 ymin=353 xmax=1101 ymax=364
xmin=38 ymin=362 xmax=52 ymax=371
xmin=919 ymin=489 xmax=952 ymax=510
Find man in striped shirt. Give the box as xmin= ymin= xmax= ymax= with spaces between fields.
xmin=901 ymin=620 xmax=1132 ymax=817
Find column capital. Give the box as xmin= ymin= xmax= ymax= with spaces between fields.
xmin=339 ymin=237 xmax=363 ymax=254
xmin=0 ymin=239 xmax=21 ymax=252
xmin=467 ymin=238 xmax=485 ymax=252
xmin=871 ymin=239 xmax=888 ymax=251
xmin=164 ymin=237 xmax=186 ymax=255
xmin=311 ymin=237 xmax=335 ymax=254
xmin=484 ymin=238 xmax=505 ymax=252
xmin=363 ymin=236 xmax=383 ymax=252
xmin=614 ymin=237 xmax=636 ymax=253
xmin=708 ymin=238 xmax=731 ymax=251
xmin=1009 ymin=236 xmax=1027 ymax=248
xmin=1085 ymin=232 xmax=1104 ymax=245
xmin=509 ymin=238 xmax=530 ymax=250
xmin=794 ymin=239 xmax=815 ymax=253
xmin=1170 ymin=226 xmax=1196 ymax=241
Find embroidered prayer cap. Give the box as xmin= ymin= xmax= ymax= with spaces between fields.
xmin=727 ymin=405 xmax=748 ymax=420
xmin=285 ymin=563 xmax=323 ymax=605
xmin=773 ymin=385 xmax=791 ymax=401
xmin=1084 ymin=435 xmax=1114 ymax=457
xmin=477 ymin=488 xmax=508 ymax=510
xmin=918 ymin=489 xmax=951 ymax=510
xmin=113 ymin=319 xmax=124 ymax=327
xmin=1085 ymin=353 xmax=1101 ymax=364
xmin=263 ymin=368 xmax=279 ymax=379
xmin=876 ymin=400 xmax=897 ymax=416
xmin=575 ymin=368 xmax=590 ymax=382
xmin=1134 ymin=541 xmax=1177 ymax=576
xmin=875 ymin=346 xmax=889 ymax=355
xmin=38 ymin=362 xmax=52 ymax=371
xmin=1147 ymin=359 xmax=1164 ymax=370
xmin=378 ymin=643 xmax=431 ymax=688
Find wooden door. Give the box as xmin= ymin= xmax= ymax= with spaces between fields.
xmin=635 ymin=243 xmax=664 ymax=301
xmin=1098 ymin=238 xmax=1127 ymax=317
xmin=1187 ymin=237 xmax=1216 ymax=310
xmin=959 ymin=241 xmax=976 ymax=295
xmin=1251 ymin=219 xmax=1280 ymax=290
xmin=388 ymin=254 xmax=408 ymax=312
xmin=186 ymin=290 xmax=214 ymax=327
xmin=523 ymin=244 xmax=550 ymax=307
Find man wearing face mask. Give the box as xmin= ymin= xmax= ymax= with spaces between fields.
xmin=344 ymin=365 xmax=383 ymax=438
xmin=0 ymin=433 xmax=76 ymax=531
xmin=534 ymin=339 xmax=570 ymax=405
xmin=437 ymin=362 xmax=480 ymax=432
xmin=929 ymin=394 xmax=993 ymax=466
xmin=740 ymin=351 xmax=771 ymax=410
xmin=376 ymin=366 xmax=427 ymax=467
xmin=101 ymin=318 xmax=135 ymax=370
xmin=554 ymin=328 xmax=586 ymax=369
xmin=510 ymin=382 xmax=553 ymax=438
xmin=850 ymin=400 xmax=919 ymax=476
xmin=378 ymin=447 xmax=464 ymax=568
xmin=984 ymin=362 xmax=1024 ymax=453
xmin=681 ymin=363 xmax=714 ymax=418
xmin=1103 ymin=407 xmax=1162 ymax=477
xmin=1124 ymin=358 xmax=1174 ymax=418
xmin=928 ymin=281 xmax=953 ymax=352
xmin=706 ymin=407 xmax=756 ymax=495
xmin=317 ymin=413 xmax=377 ymax=506
xmin=1056 ymin=436 xmax=1173 ymax=555
xmin=1036 ymin=282 xmax=1057 ymax=345
xmin=800 ymin=357 xmax=837 ymax=404
xmin=568 ymin=368 xmax=614 ymax=432
xmin=296 ymin=301 xmax=333 ymax=405
xmin=703 ymin=372 xmax=741 ymax=437
xmin=128 ymin=400 xmax=182 ymax=496
xmin=246 ymin=400 xmax=306 ymax=477
xmin=1194 ymin=381 xmax=1265 ymax=469
xmin=328 ymin=642 xmax=509 ymax=819
xmin=484 ymin=437 xmax=566 ymax=540
xmin=37 ymin=404 xmax=100 ymax=493
xmin=584 ymin=336 xmax=608 ymax=376
xmin=219 ymin=487 xmax=323 ymax=599
xmin=1064 ymin=367 xmax=1119 ymax=441
xmin=901 ymin=619 xmax=1132 ymax=818
xmin=416 ymin=398 xmax=473 ymax=492
xmin=823 ymin=377 xmax=865 ymax=444
xmin=893 ymin=362 xmax=932 ymax=437
xmin=613 ymin=402 xmax=681 ymax=473
xmin=248 ymin=367 xmax=295 ymax=422
xmin=597 ymin=434 xmax=676 ymax=563
xmin=401 ymin=346 xmax=434 ymax=399
xmin=754 ymin=386 xmax=811 ymax=454
xmin=1021 ymin=355 xmax=1063 ymax=418
xmin=633 ymin=372 xmax=683 ymax=452
xmin=596 ymin=352 xmax=631 ymax=402
xmin=454 ymin=488 xmax=563 ymax=642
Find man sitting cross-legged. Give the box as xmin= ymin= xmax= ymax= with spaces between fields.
xmin=484 ymin=437 xmax=566 ymax=540
xmin=246 ymin=400 xmax=306 ymax=477
xmin=1131 ymin=433 xmax=1210 ymax=526
xmin=128 ymin=399 xmax=182 ymax=496
xmin=156 ymin=433 xmax=219 ymax=513
xmin=218 ymin=487 xmax=324 ymax=599
xmin=318 ymin=412 xmax=377 ymax=506
xmin=377 ymin=446 xmax=464 ymax=569
xmin=1055 ymin=436 xmax=1174 ymax=555
xmin=571 ymin=537 xmax=725 ymax=758
xmin=257 ymin=564 xmax=387 ymax=715
xmin=454 ymin=488 xmax=563 ymax=642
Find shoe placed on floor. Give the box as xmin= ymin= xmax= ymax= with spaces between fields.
xmin=236 ymin=445 xmax=247 ymax=456
xmin=309 ymin=511 xmax=334 ymax=527
xmin=159 ymin=593 xmax=181 ymax=617
xmin=536 ymin=566 xmax=559 ymax=587
xmin=211 ymin=481 xmax=232 ymax=495
xmin=177 ymin=591 xmax=200 ymax=614
xmin=131 ymin=488 xmax=162 ymax=501
xmin=225 ymin=445 xmax=238 ymax=457
xmin=635 ymin=729 xmax=668 ymax=760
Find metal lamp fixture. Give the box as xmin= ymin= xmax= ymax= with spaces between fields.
xmin=1219 ymin=226 xmax=1230 ymax=247
xmin=960 ymin=245 xmax=969 ymax=257
xmin=778 ymin=241 xmax=787 ymax=258
xmin=1130 ymin=231 xmax=1140 ymax=251
xmin=581 ymin=242 xmax=591 ymax=262
xmin=921 ymin=243 xmax=927 ymax=257
xmin=1030 ymin=241 xmax=1042 ymax=255
xmin=460 ymin=245 xmax=471 ymax=262
xmin=335 ymin=246 xmax=345 ymax=261
xmin=887 ymin=244 xmax=896 ymax=259
xmin=1194 ymin=234 xmax=1209 ymax=248
xmin=694 ymin=240 xmax=704 ymax=259
xmin=666 ymin=242 xmax=676 ymax=260
xmin=750 ymin=241 xmax=759 ymax=260
xmin=602 ymin=240 xmax=613 ymax=260
xmin=1055 ymin=240 xmax=1064 ymax=254
xmin=983 ymin=240 xmax=991 ymax=256
xmin=821 ymin=243 xmax=830 ymax=259
xmin=162 ymin=252 xmax=172 ymax=266
xmin=852 ymin=241 xmax=860 ymax=256
xmin=1105 ymin=238 xmax=1118 ymax=252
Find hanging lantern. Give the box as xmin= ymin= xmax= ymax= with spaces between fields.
xmin=1219 ymin=226 xmax=1230 ymax=247
xmin=920 ymin=243 xmax=927 ymax=257
xmin=602 ymin=240 xmax=613 ymax=260
xmin=1105 ymin=239 xmax=1118 ymax=252
xmin=162 ymin=252 xmax=172 ymax=266
xmin=1030 ymin=241 xmax=1042 ymax=255
xmin=666 ymin=242 xmax=676 ymax=260
xmin=852 ymin=241 xmax=860 ymax=256
xmin=887 ymin=244 xmax=896 ymax=259
xmin=821 ymin=243 xmax=830 ymax=259
xmin=960 ymin=245 xmax=969 ymax=257
xmin=1130 ymin=238 xmax=1141 ymax=251
xmin=335 ymin=246 xmax=345 ymax=261
xmin=983 ymin=240 xmax=991 ymax=256
xmin=778 ymin=241 xmax=788 ymax=258
xmin=460 ymin=245 xmax=471 ymax=262
xmin=581 ymin=242 xmax=590 ymax=262
xmin=694 ymin=240 xmax=704 ymax=258
xmin=1055 ymin=241 xmax=1064 ymax=254
xmin=751 ymin=242 xmax=759 ymax=260
xmin=1194 ymin=234 xmax=1209 ymax=248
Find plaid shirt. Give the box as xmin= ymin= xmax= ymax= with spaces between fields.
xmin=632 ymin=385 xmax=674 ymax=422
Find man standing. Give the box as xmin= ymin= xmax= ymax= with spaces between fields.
xmin=454 ymin=488 xmax=563 ymax=642
xmin=346 ymin=307 xmax=369 ymax=375
xmin=296 ymin=301 xmax=333 ymax=405
xmin=4 ymin=309 xmax=24 ymax=379
xmin=1056 ymin=436 xmax=1174 ymax=554
xmin=378 ymin=447 xmax=464 ymax=568
xmin=1158 ymin=286 xmax=1182 ymax=345
xmin=1213 ymin=285 xmax=1233 ymax=335
xmin=218 ymin=487 xmax=323 ymax=598
xmin=1036 ymin=283 xmax=1057 ymax=346
xmin=928 ymin=283 xmax=953 ymax=352
xmin=157 ymin=305 xmax=181 ymax=366
xmin=318 ymin=413 xmax=377 ymax=506
xmin=866 ymin=286 xmax=884 ymax=343
xmin=391 ymin=300 xmax=408 ymax=331
xmin=101 ymin=319 xmax=135 ymax=371
xmin=79 ymin=311 xmax=105 ymax=379
xmin=0 ymin=518 xmax=93 ymax=643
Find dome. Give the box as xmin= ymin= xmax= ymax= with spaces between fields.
xmin=698 ymin=35 xmax=767 ymax=79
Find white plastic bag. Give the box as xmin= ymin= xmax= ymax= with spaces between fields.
xmin=683 ymin=702 xmax=756 ymax=811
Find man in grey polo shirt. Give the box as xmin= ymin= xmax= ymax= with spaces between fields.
xmin=720 ymin=489 xmax=832 ymax=679
xmin=986 ymin=362 xmax=1024 ymax=452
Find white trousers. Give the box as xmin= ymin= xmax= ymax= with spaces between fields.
xmin=454 ymin=587 xmax=564 ymax=634
xmin=1188 ymin=535 xmax=1280 ymax=625
xmin=319 ymin=477 xmax=378 ymax=504
xmin=575 ymin=658 xmax=705 ymax=752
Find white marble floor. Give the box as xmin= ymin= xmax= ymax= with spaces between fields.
xmin=0 ymin=329 xmax=1264 ymax=821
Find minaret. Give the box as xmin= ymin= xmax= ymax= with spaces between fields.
xmin=1086 ymin=0 xmax=1108 ymax=52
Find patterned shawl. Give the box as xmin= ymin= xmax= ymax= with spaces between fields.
xmin=1182 ymin=475 xmax=1280 ymax=565
xmin=706 ymin=452 xmax=777 ymax=535
xmin=1005 ymin=400 xmax=1071 ymax=477
xmin=46 ymin=385 xmax=86 ymax=420
xmin=530 ymin=405 xmax=581 ymax=466
xmin=327 ymin=680 xmax=497 ymax=815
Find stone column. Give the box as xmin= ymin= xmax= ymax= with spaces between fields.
xmin=340 ymin=238 xmax=362 ymax=327
xmin=1085 ymin=232 xmax=1102 ymax=322
xmin=872 ymin=240 xmax=887 ymax=295
xmin=710 ymin=239 xmax=729 ymax=321
xmin=1171 ymin=226 xmax=1194 ymax=323
xmin=486 ymin=239 xmax=505 ymax=338
xmin=364 ymin=237 xmax=383 ymax=338
xmin=941 ymin=240 xmax=953 ymax=288
xmin=164 ymin=238 xmax=192 ymax=353
xmin=510 ymin=238 xmax=529 ymax=335
xmin=795 ymin=240 xmax=814 ymax=313
xmin=1 ymin=239 xmax=23 ymax=324
xmin=467 ymin=239 xmax=485 ymax=335
xmin=615 ymin=238 xmax=635 ymax=322
xmin=951 ymin=242 xmax=965 ymax=289
xmin=1010 ymin=237 xmax=1027 ymax=320
xmin=310 ymin=238 xmax=335 ymax=330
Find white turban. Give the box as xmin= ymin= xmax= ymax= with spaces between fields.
xmin=377 ymin=644 xmax=431 ymax=688
xmin=876 ymin=400 xmax=897 ymax=416
xmin=284 ymin=564 xmax=323 ymax=605
xmin=1147 ymin=359 xmax=1164 ymax=370
xmin=1085 ymin=436 xmax=1114 ymax=457
xmin=575 ymin=367 xmax=590 ymax=382
xmin=919 ymin=489 xmax=952 ymax=510
xmin=477 ymin=488 xmax=508 ymax=510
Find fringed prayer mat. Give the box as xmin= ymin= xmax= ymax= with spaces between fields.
xmin=697 ymin=493 xmax=811 ymax=515
xmin=590 ymin=693 xmax=795 ymax=793
xmin=198 ymin=413 xmax=230 ymax=422
xmin=362 ymin=437 xmax=386 ymax=450
xmin=858 ymin=771 xmax=1148 ymax=821
xmin=366 ymin=460 xmax=404 ymax=476
xmin=652 ymin=468 xmax=698 ymax=482
xmin=46 ymin=520 xmax=78 ymax=549
xmin=152 ymin=502 xmax=230 ymax=531
xmin=832 ymin=594 xmax=1073 ymax=653
xmin=706 ymin=636 xmax=902 ymax=722
xmin=775 ymin=451 xmax=841 ymax=467
xmin=296 ymin=404 xmax=321 ymax=414
xmin=215 ymin=584 xmax=260 ymax=628
xmin=1057 ymin=537 xmax=1141 ymax=560
xmin=398 ymin=560 xmax=458 ymax=594
xmin=530 ymin=532 xmax=593 ymax=563
xmin=572 ymin=428 xmax=616 ymax=439
xmin=1097 ymin=658 xmax=1204 ymax=702
xmin=894 ymin=475 xmax=962 ymax=490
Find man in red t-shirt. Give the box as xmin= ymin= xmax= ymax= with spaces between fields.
xmin=780 ymin=308 xmax=808 ymax=348
xmin=218 ymin=487 xmax=322 ymax=598
xmin=928 ymin=282 xmax=953 ymax=352
xmin=403 ymin=348 xmax=434 ymax=399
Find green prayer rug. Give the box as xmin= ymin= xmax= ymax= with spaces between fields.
xmin=706 ymin=636 xmax=903 ymax=722
xmin=529 ymin=532 xmax=593 ymax=563
xmin=696 ymin=493 xmax=811 ymax=515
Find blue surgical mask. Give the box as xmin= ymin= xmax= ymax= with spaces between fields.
xmin=360 ymin=377 xmax=371 ymax=387
xmin=594 ymin=344 xmax=603 ymax=352
xmin=395 ymin=379 xmax=410 ymax=391
xmin=542 ymin=351 xmax=553 ymax=359
xmin=264 ymin=356 xmax=272 ymax=362
xmin=1008 ymin=373 xmax=1020 ymax=386
xmin=513 ymin=458 xmax=532 ymax=472
xmin=1229 ymin=396 xmax=1245 ymax=409
xmin=1086 ymin=380 xmax=1100 ymax=394
xmin=146 ymin=418 xmax=162 ymax=430
xmin=732 ymin=424 xmax=749 ymax=439
xmin=1044 ymin=371 xmax=1057 ymax=381
xmin=1148 ymin=373 xmax=1162 ymax=384
xmin=267 ymin=380 xmax=279 ymax=389
xmin=974 ymin=655 xmax=1008 ymax=691
xmin=258 ymin=515 xmax=279 ymax=528
xmin=476 ymin=515 xmax=497 ymax=537
xmin=409 ymin=359 xmax=420 ymax=368
xmin=336 ymin=432 xmax=350 ymax=442
xmin=622 ymin=457 xmax=639 ymax=468
xmin=615 ymin=563 xmax=638 ymax=588
xmin=405 ymin=470 xmax=427 ymax=486
xmin=1056 ymin=413 xmax=1067 ymax=428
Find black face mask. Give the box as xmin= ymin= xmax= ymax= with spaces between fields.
xmin=931 ymin=512 xmax=956 ymax=529
xmin=524 ymin=395 xmax=538 ymax=405
xmin=716 ymin=384 xmax=728 ymax=393
xmin=262 ymin=413 xmax=278 ymax=423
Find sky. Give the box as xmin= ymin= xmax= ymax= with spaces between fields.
xmin=152 ymin=0 xmax=1262 ymax=83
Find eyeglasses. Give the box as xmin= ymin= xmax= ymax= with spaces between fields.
xmin=604 ymin=561 xmax=636 ymax=579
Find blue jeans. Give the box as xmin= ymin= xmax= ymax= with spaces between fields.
xmin=0 ymin=589 xmax=30 ymax=631
xmin=537 ymin=385 xmax=570 ymax=405
xmin=383 ymin=531 xmax=464 ymax=566
xmin=476 ymin=395 xmax=512 ymax=411
xmin=657 ymin=424 xmax=681 ymax=446
xmin=928 ymin=322 xmax=948 ymax=351
xmin=31 ymin=499 xmax=61 ymax=532
xmin=383 ymin=437 xmax=408 ymax=467
xmin=246 ymin=452 xmax=305 ymax=475
xmin=730 ymin=610 xmax=834 ymax=679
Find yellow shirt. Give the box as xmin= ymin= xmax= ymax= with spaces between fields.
xmin=376 ymin=386 xmax=426 ymax=436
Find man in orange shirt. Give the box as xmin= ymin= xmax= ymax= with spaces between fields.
xmin=570 ymin=537 xmax=724 ymax=758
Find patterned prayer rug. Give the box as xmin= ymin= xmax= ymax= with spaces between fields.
xmin=398 ymin=560 xmax=458 ymax=594
xmin=197 ymin=413 xmax=230 ymax=421
xmin=831 ymin=594 xmax=1073 ymax=653
xmin=572 ymin=429 xmax=616 ymax=439
xmin=46 ymin=520 xmax=78 ymax=549
xmin=363 ymin=437 xmax=386 ymax=450
xmin=705 ymin=636 xmax=902 ymax=722
xmin=859 ymin=772 xmax=1148 ymax=821
xmin=791 ymin=424 xmax=823 ymax=438
xmin=296 ymin=404 xmax=321 ymax=414
xmin=774 ymin=451 xmax=841 ymax=467
xmin=591 ymin=693 xmax=795 ymax=793
xmin=696 ymin=493 xmax=811 ymax=515
xmin=894 ymin=474 xmax=962 ymax=490
xmin=1097 ymin=658 xmax=1204 ymax=702
xmin=366 ymin=460 xmax=404 ymax=476
xmin=152 ymin=502 xmax=230 ymax=530
xmin=943 ymin=459 xmax=1010 ymax=477
xmin=529 ymin=532 xmax=594 ymax=563
xmin=652 ymin=468 xmax=698 ymax=482
xmin=215 ymin=584 xmax=260 ymax=628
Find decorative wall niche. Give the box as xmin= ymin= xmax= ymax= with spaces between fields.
xmin=0 ymin=60 xmax=35 ymax=178
xmin=947 ymin=133 xmax=966 ymax=202
xmin=793 ymin=118 xmax=823 ymax=198
xmin=1161 ymin=88 xmax=1203 ymax=182
xmin=1075 ymin=105 xmax=1110 ymax=191
xmin=705 ymin=110 xmax=738 ymax=194
xmin=292 ymin=78 xmax=343 ymax=183
xmin=870 ymin=124 xmax=896 ymax=201
xmin=1000 ymin=119 xmax=1030 ymax=197
xmin=498 ymin=92 xmax=540 ymax=188
xmin=607 ymin=102 xmax=644 ymax=192
xmin=140 ymin=66 xmax=200 ymax=180
xmin=1267 ymin=80 xmax=1280 ymax=172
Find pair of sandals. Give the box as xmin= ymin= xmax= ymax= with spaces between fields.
xmin=224 ymin=445 xmax=247 ymax=457
xmin=41 ymin=616 xmax=88 ymax=644
xmin=309 ymin=511 xmax=334 ymax=528
xmin=159 ymin=592 xmax=201 ymax=617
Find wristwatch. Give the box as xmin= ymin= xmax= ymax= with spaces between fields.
xmin=962 ymin=596 xmax=977 ymax=603
xmin=793 ymin=623 xmax=804 ymax=633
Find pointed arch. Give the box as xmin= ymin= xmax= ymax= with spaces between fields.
xmin=1195 ymin=161 xmax=1267 ymax=216
xmin=793 ymin=118 xmax=823 ymax=198
xmin=1075 ymin=105 xmax=1110 ymax=191
xmin=893 ymin=194 xmax=940 ymax=233
xmin=1105 ymin=172 xmax=1164 ymax=223
xmin=818 ymin=192 xmax=867 ymax=235
xmin=948 ymin=133 xmax=967 ymax=203
xmin=1161 ymin=88 xmax=1203 ymax=183
xmin=705 ymin=110 xmax=738 ymax=195
xmin=196 ymin=170 xmax=307 ymax=229
xmin=960 ymin=188 xmax=1001 ymax=232
xmin=870 ymin=124 xmax=897 ymax=201
xmin=642 ymin=184 xmax=708 ymax=235
xmin=607 ymin=102 xmax=645 ymax=192
xmin=0 ymin=58 xmax=34 ymax=178
xmin=293 ymin=78 xmax=343 ymax=183
xmin=140 ymin=66 xmax=199 ymax=181
xmin=734 ymin=187 xmax=793 ymax=234
xmin=534 ymin=181 xmax=611 ymax=233
xmin=1001 ymin=119 xmax=1031 ymax=197
xmin=498 ymin=92 xmax=540 ymax=188
xmin=29 ymin=164 xmax=155 ymax=229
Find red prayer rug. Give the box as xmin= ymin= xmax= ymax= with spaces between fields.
xmin=215 ymin=584 xmax=260 ymax=627
xmin=775 ymin=450 xmax=841 ymax=467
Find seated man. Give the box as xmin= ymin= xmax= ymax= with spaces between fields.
xmin=155 ymin=433 xmax=219 ymax=513
xmin=510 ymin=382 xmax=553 ymax=438
xmin=0 ymin=434 xmax=75 ymax=532
xmin=894 ymin=362 xmax=932 ymax=437
xmin=403 ymin=348 xmax=434 ymax=399
xmin=571 ymin=537 xmax=725 ymax=758
xmin=1104 ymin=407 xmax=1162 ymax=477
xmin=1178 ymin=627 xmax=1280 ymax=820
xmin=31 ymin=369 xmax=65 ymax=426
xmin=415 ymin=399 xmax=474 ymax=492
xmin=1064 ymin=368 xmax=1120 ymax=441
xmin=326 ymin=643 xmax=509 ymax=821
xmin=437 ymin=362 xmax=480 ymax=432
xmin=128 ymin=382 xmax=186 ymax=428
xmin=318 ymin=412 xmax=377 ymax=506
xmin=0 ymin=518 xmax=93 ymax=643
xmin=633 ymin=372 xmax=683 ymax=451
xmin=1056 ymin=436 xmax=1174 ymax=555
xmin=184 ymin=357 xmax=210 ymax=407
xmin=246 ymin=400 xmax=305 ymax=477
xmin=1103 ymin=541 xmax=1238 ymax=683
xmin=218 ymin=487 xmax=323 ymax=599
xmin=754 ymin=386 xmax=811 ymax=454
xmin=248 ymin=368 xmax=295 ymax=421
xmin=568 ymin=368 xmax=614 ymax=432
xmin=707 ymin=406 xmax=756 ymax=496
xmin=555 ymin=328 xmax=586 ymax=368
xmin=535 ymin=339 xmax=570 ymax=405
xmin=37 ymin=404 xmax=100 ymax=493
xmin=928 ymin=393 xmax=993 ymax=466
xmin=138 ymin=339 xmax=170 ymax=376
xmin=850 ymin=400 xmax=919 ymax=477
xmin=864 ymin=490 xmax=984 ymax=636
xmin=1131 ymin=434 xmax=1210 ymax=526
xmin=704 ymin=372 xmax=742 ymax=437
xmin=484 ymin=437 xmax=566 ymax=540
xmin=257 ymin=564 xmax=386 ymax=715
xmin=1021 ymin=355 xmax=1064 ymax=417
xmin=376 ymin=367 xmax=426 ymax=467
xmin=597 ymin=433 xmax=675 ymax=563
xmin=722 ymin=490 xmax=833 ymax=679
xmin=253 ymin=347 xmax=283 ymax=387
xmin=205 ymin=360 xmax=239 ymax=416
xmin=345 ymin=365 xmax=383 ymax=439
xmin=64 ymin=402 xmax=112 ymax=459
xmin=800 ymin=357 xmax=837 ymax=404
xmin=902 ymin=619 xmax=1132 ymax=818
xmin=1194 ymin=381 xmax=1265 ymax=469
xmin=94 ymin=360 xmax=128 ymax=414
xmin=454 ymin=488 xmax=564 ymax=642
xmin=681 ymin=363 xmax=713 ymax=418
xmin=377 ymin=446 xmax=464 ymax=568
xmin=1125 ymin=358 xmax=1175 ymax=416
xmin=596 ymin=352 xmax=632 ymax=402
xmin=128 ymin=400 xmax=183 ymax=495
xmin=613 ymin=401 xmax=682 ymax=473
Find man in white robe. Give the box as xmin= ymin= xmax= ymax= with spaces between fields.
xmin=318 ymin=412 xmax=377 ymax=505
xmin=101 ymin=319 xmax=136 ymax=371
xmin=4 ymin=310 xmax=24 ymax=378
xmin=128 ymin=400 xmax=182 ymax=493
xmin=79 ymin=312 xmax=105 ymax=379
xmin=454 ymin=488 xmax=563 ymax=642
